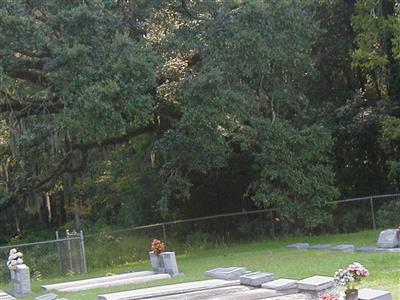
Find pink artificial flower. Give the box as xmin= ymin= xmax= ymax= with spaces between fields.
xmin=320 ymin=294 xmax=338 ymax=300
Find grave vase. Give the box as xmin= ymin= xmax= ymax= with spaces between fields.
xmin=345 ymin=289 xmax=358 ymax=300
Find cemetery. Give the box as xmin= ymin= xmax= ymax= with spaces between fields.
xmin=1 ymin=1 xmax=400 ymax=300
xmin=0 ymin=229 xmax=398 ymax=300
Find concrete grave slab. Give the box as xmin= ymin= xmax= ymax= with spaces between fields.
xmin=262 ymin=278 xmax=298 ymax=291
xmin=309 ymin=244 xmax=331 ymax=250
xmin=97 ymin=279 xmax=240 ymax=300
xmin=0 ymin=291 xmax=15 ymax=300
xmin=377 ymin=229 xmax=399 ymax=248
xmin=287 ymin=243 xmax=309 ymax=250
xmin=357 ymin=246 xmax=378 ymax=253
xmin=240 ymin=272 xmax=274 ymax=287
xmin=208 ymin=288 xmax=294 ymax=300
xmin=205 ymin=267 xmax=247 ymax=280
xmin=376 ymin=248 xmax=400 ymax=253
xmin=42 ymin=271 xmax=154 ymax=291
xmin=297 ymin=275 xmax=333 ymax=291
xmin=329 ymin=244 xmax=355 ymax=253
xmin=58 ymin=273 xmax=171 ymax=292
xmin=35 ymin=294 xmax=58 ymax=300
xmin=359 ymin=288 xmax=392 ymax=300
xmin=149 ymin=286 xmax=251 ymax=300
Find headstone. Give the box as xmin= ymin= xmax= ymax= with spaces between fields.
xmin=287 ymin=243 xmax=309 ymax=250
xmin=309 ymin=244 xmax=331 ymax=250
xmin=205 ymin=267 xmax=247 ymax=280
xmin=358 ymin=288 xmax=392 ymax=300
xmin=377 ymin=229 xmax=399 ymax=248
xmin=262 ymin=278 xmax=298 ymax=291
xmin=97 ymin=279 xmax=239 ymax=300
xmin=297 ymin=275 xmax=333 ymax=298
xmin=9 ymin=264 xmax=31 ymax=298
xmin=329 ymin=244 xmax=355 ymax=253
xmin=149 ymin=252 xmax=163 ymax=273
xmin=0 ymin=290 xmax=16 ymax=300
xmin=357 ymin=246 xmax=378 ymax=253
xmin=159 ymin=252 xmax=180 ymax=277
xmin=239 ymin=272 xmax=274 ymax=287
xmin=35 ymin=294 xmax=58 ymax=300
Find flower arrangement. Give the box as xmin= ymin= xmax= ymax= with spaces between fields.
xmin=151 ymin=239 xmax=166 ymax=255
xmin=320 ymin=294 xmax=339 ymax=300
xmin=334 ymin=262 xmax=369 ymax=299
xmin=6 ymin=248 xmax=23 ymax=271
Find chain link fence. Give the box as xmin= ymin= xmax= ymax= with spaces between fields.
xmin=0 ymin=193 xmax=399 ymax=281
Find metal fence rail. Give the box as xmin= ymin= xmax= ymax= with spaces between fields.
xmin=0 ymin=193 xmax=399 ymax=279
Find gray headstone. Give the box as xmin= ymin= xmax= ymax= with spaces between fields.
xmin=149 ymin=252 xmax=162 ymax=273
xmin=35 ymin=294 xmax=58 ymax=300
xmin=358 ymin=288 xmax=392 ymax=300
xmin=309 ymin=244 xmax=331 ymax=250
xmin=329 ymin=244 xmax=355 ymax=253
xmin=205 ymin=267 xmax=247 ymax=280
xmin=9 ymin=264 xmax=31 ymax=298
xmin=297 ymin=275 xmax=333 ymax=291
xmin=357 ymin=246 xmax=378 ymax=253
xmin=377 ymin=229 xmax=399 ymax=248
xmin=239 ymin=272 xmax=274 ymax=287
xmin=262 ymin=278 xmax=298 ymax=291
xmin=287 ymin=243 xmax=309 ymax=250
xmin=159 ymin=252 xmax=180 ymax=277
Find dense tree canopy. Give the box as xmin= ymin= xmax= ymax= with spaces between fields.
xmin=1 ymin=0 xmax=400 ymax=240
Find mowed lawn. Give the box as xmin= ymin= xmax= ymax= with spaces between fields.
xmin=1 ymin=230 xmax=399 ymax=300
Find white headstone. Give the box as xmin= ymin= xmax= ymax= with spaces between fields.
xmin=158 ymin=252 xmax=180 ymax=277
xmin=149 ymin=252 xmax=163 ymax=273
xmin=9 ymin=264 xmax=31 ymax=298
xmin=377 ymin=229 xmax=399 ymax=248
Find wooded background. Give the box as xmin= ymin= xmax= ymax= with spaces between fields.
xmin=1 ymin=0 xmax=400 ymax=243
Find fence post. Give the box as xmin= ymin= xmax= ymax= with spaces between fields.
xmin=66 ymin=230 xmax=73 ymax=272
xmin=55 ymin=231 xmax=62 ymax=274
xmin=79 ymin=230 xmax=87 ymax=273
xmin=270 ymin=211 xmax=275 ymax=239
xmin=370 ymin=197 xmax=376 ymax=230
xmin=162 ymin=224 xmax=167 ymax=243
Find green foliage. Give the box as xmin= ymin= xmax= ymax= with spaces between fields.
xmin=239 ymin=120 xmax=338 ymax=228
xmin=376 ymin=199 xmax=400 ymax=228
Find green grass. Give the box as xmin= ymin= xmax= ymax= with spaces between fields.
xmin=1 ymin=230 xmax=399 ymax=300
